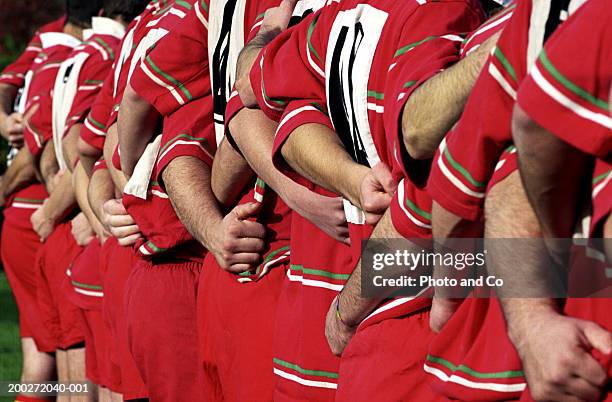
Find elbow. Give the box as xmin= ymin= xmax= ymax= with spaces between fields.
xmin=77 ymin=137 xmax=101 ymax=160
xmin=511 ymin=104 xmax=538 ymax=153
xmin=235 ymin=75 xmax=258 ymax=109
xmin=402 ymin=124 xmax=437 ymax=160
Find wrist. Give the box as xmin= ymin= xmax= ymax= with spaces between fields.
xmin=341 ymin=165 xmax=369 ymax=208
xmin=505 ymin=299 xmax=559 ymax=346
xmin=335 ymin=293 xmax=361 ymax=328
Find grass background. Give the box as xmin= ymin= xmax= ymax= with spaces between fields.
xmin=0 ymin=272 xmax=22 ymax=402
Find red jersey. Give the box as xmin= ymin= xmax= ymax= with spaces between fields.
xmin=427 ymin=0 xmax=585 ymax=221
xmin=250 ymin=0 xmax=483 ymax=396
xmin=0 ymin=16 xmax=66 ymax=87
xmin=22 ymin=33 xmax=81 ymax=159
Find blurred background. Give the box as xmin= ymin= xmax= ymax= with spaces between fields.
xmin=0 ymin=1 xmax=64 ymax=397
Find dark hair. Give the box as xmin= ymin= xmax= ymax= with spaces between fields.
xmin=65 ymin=0 xmax=105 ymax=28
xmin=104 ymin=0 xmax=149 ymax=23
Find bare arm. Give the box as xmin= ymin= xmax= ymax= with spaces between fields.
xmin=117 ymin=84 xmax=161 ymax=177
xmin=104 ymin=123 xmax=128 ymax=192
xmin=2 ymin=147 xmax=37 ymax=197
xmin=62 ymin=123 xmax=82 ymax=173
xmin=88 ymin=166 xmax=115 ymax=225
xmin=39 ymin=140 xmax=59 ymax=190
xmin=73 ymin=161 xmax=109 ymax=240
xmin=77 ymin=136 xmax=102 ymax=177
xmin=512 ymin=104 xmax=590 ymax=242
xmin=211 ymin=137 xmax=254 ymax=208
xmin=280 ymin=122 xmax=369 ymax=207
xmin=163 ymin=156 xmax=224 ymax=250
xmin=401 ymin=33 xmax=499 ymax=160
xmin=235 ymin=0 xmax=298 ymax=107
xmin=0 ymin=83 xmax=20 ymax=141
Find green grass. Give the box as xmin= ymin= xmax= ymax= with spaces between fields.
xmin=0 ymin=272 xmax=22 ymax=402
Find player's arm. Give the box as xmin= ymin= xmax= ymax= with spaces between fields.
xmin=77 ymin=137 xmax=100 ymax=176
xmin=117 ymin=84 xmax=161 ymax=177
xmin=401 ymin=32 xmax=499 ymax=160
xmin=62 ymin=123 xmax=83 ymax=173
xmin=229 ymin=108 xmax=350 ymax=239
xmin=0 ymin=83 xmax=23 ymax=145
xmin=211 ymin=138 xmax=254 ymax=208
xmin=104 ymin=124 xmax=128 ymax=191
xmin=73 ymin=161 xmax=109 ymax=242
xmin=164 ymin=156 xmax=266 ymax=272
xmin=2 ymin=147 xmax=37 ymax=197
xmin=512 ymin=104 xmax=590 ymax=249
xmin=281 ymin=122 xmax=395 ymax=225
xmin=235 ymin=0 xmax=298 ymax=107
xmin=39 ymin=140 xmax=60 ymax=192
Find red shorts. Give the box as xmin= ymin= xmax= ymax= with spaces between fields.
xmin=66 ymin=239 xmax=104 ymax=310
xmin=0 ymin=216 xmax=55 ymax=351
xmin=425 ymin=298 xmax=525 ymax=401
xmin=198 ymin=251 xmax=287 ymax=402
xmin=336 ymin=309 xmax=439 ymax=402
xmin=125 ymin=256 xmax=205 ymax=402
xmin=36 ymin=222 xmax=84 ymax=350
xmin=100 ymin=237 xmax=146 ymax=398
xmin=76 ymin=308 xmax=109 ymax=387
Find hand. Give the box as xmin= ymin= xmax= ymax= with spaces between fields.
xmin=511 ymin=309 xmax=611 ymax=402
xmin=288 ymin=186 xmax=349 ymax=245
xmin=260 ymin=0 xmax=298 ymax=36
xmin=47 ymin=169 xmax=66 ymax=194
xmin=325 ymin=296 xmax=357 ymax=356
xmin=30 ymin=200 xmax=55 ymax=242
xmin=429 ymin=297 xmax=462 ymax=333
xmin=360 ymin=163 xmax=396 ymax=225
xmin=1 ymin=112 xmax=24 ymax=148
xmin=70 ymin=212 xmax=94 ymax=246
xmin=210 ymin=202 xmax=267 ymax=274
xmin=101 ymin=199 xmax=142 ymax=246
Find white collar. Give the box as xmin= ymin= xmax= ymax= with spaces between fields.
xmin=39 ymin=32 xmax=82 ymax=49
xmin=91 ymin=17 xmax=126 ymax=39
xmin=83 ymin=29 xmax=94 ymax=41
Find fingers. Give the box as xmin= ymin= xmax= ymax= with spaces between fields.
xmin=233 ymin=202 xmax=261 ymax=221
xmin=372 ymin=163 xmax=396 ymax=195
xmin=582 ymin=320 xmax=612 ymax=355
xmin=225 ymin=263 xmax=256 ymax=274
xmin=561 ymin=376 xmax=603 ymax=402
xmin=229 ymin=218 xmax=267 ymax=239
xmin=103 ymin=199 xmax=128 ymax=215
xmin=106 ymin=212 xmax=137 ymax=227
xmin=109 ymin=224 xmax=141 ymax=239
xmin=116 ymin=232 xmax=142 ymax=246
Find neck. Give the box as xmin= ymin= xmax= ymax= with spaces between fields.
xmin=63 ymin=23 xmax=85 ymax=40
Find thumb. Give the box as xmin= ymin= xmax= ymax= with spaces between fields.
xmin=583 ymin=321 xmax=612 ymax=355
xmin=372 ymin=163 xmax=395 ymax=195
xmin=234 ymin=202 xmax=261 ymax=221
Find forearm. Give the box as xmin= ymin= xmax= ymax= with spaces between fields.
xmin=281 ymin=123 xmax=369 ymax=206
xmin=401 ymin=39 xmax=494 ymax=160
xmin=163 ymin=156 xmax=224 ymax=252
xmin=77 ymin=137 xmax=102 ymax=177
xmin=227 ymin=108 xmax=301 ymax=205
xmin=73 ymin=162 xmax=102 ymax=229
xmin=44 ymin=171 xmax=76 ymax=223
xmin=0 ymin=84 xmax=18 ymax=137
xmin=513 ymin=106 xmax=590 ymax=239
xmin=62 ymin=123 xmax=82 ymax=172
xmin=88 ymin=167 xmax=115 ymax=224
xmin=499 ymin=298 xmax=560 ymax=347
xmin=104 ymin=124 xmax=128 ymax=192
xmin=117 ymin=84 xmax=160 ymax=176
xmin=39 ymin=141 xmax=59 ymax=187
xmin=2 ymin=148 xmax=36 ymax=197
xmin=337 ymin=210 xmax=402 ymax=326
xmin=211 ymin=138 xmax=254 ymax=208
xmin=236 ymin=30 xmax=281 ymax=108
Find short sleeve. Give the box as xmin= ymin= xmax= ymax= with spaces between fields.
xmin=80 ymin=73 xmax=115 ymax=152
xmin=517 ymin=0 xmax=612 ymax=158
xmin=129 ymin=4 xmax=210 ymax=116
